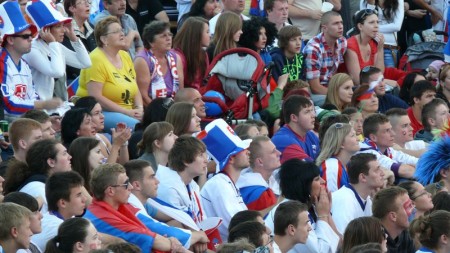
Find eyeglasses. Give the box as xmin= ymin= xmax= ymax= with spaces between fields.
xmin=358 ymin=8 xmax=378 ymax=21
xmin=411 ymin=190 xmax=429 ymax=200
xmin=105 ymin=28 xmax=125 ymax=36
xmin=111 ymin=179 xmax=130 ymax=189
xmin=162 ymin=97 xmax=174 ymax=109
xmin=75 ymin=0 xmax=91 ymax=5
xmin=10 ymin=33 xmax=33 ymax=40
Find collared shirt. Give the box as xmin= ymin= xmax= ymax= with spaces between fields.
xmin=303 ymin=33 xmax=347 ymax=86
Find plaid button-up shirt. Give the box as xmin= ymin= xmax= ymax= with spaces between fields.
xmin=303 ymin=33 xmax=347 ymax=86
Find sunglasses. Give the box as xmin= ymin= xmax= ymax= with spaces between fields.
xmin=362 ymin=65 xmax=377 ymax=73
xmin=111 ymin=179 xmax=130 ymax=189
xmin=333 ymin=123 xmax=344 ymax=129
xmin=359 ymin=8 xmax=378 ymax=21
xmin=10 ymin=34 xmax=33 ymax=40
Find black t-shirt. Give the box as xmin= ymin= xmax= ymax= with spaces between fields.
xmin=126 ymin=0 xmax=164 ymax=34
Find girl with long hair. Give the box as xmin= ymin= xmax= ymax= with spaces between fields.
xmin=342 ymin=217 xmax=388 ymax=253
xmin=69 ymin=137 xmax=105 ymax=193
xmin=360 ymin=0 xmax=404 ymax=68
xmin=399 ymin=180 xmax=434 ymax=220
xmin=410 ymin=210 xmax=450 ymax=253
xmin=44 ymin=218 xmax=101 ymax=253
xmin=316 ymin=123 xmax=360 ymax=192
xmin=206 ymin=11 xmax=242 ymax=60
xmin=137 ymin=122 xmax=177 ymax=171
xmin=165 ymin=102 xmax=201 ymax=136
xmin=173 ymin=17 xmax=210 ymax=89
xmin=324 ymin=73 xmax=355 ymax=112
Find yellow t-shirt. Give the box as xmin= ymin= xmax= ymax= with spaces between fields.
xmin=78 ymin=48 xmax=138 ymax=110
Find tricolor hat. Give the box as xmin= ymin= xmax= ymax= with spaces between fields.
xmin=0 ymin=1 xmax=37 ymax=41
xmin=196 ymin=119 xmax=251 ymax=170
xmin=356 ymin=76 xmax=381 ymax=101
xmin=26 ymin=0 xmax=71 ymax=31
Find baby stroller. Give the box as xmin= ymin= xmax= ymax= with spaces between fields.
xmin=200 ymin=48 xmax=273 ymax=124
xmin=398 ymin=30 xmax=447 ymax=71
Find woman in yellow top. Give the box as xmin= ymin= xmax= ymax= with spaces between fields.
xmin=77 ymin=16 xmax=143 ymax=131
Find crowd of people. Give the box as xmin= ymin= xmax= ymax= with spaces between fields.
xmin=1 ymin=0 xmax=450 ymax=252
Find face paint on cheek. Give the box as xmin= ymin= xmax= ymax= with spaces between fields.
xmin=403 ymin=199 xmax=414 ymax=217
xmin=402 ymin=130 xmax=407 ymax=135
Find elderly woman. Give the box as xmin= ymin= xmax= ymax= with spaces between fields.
xmin=77 ymin=16 xmax=143 ymax=131
xmin=134 ymin=21 xmax=184 ymax=106
xmin=62 ymin=0 xmax=97 ymax=82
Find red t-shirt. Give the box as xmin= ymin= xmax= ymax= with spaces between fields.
xmin=407 ymin=107 xmax=423 ymax=136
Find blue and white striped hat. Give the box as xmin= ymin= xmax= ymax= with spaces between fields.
xmin=26 ymin=0 xmax=71 ymax=30
xmin=0 ymin=1 xmax=37 ymax=41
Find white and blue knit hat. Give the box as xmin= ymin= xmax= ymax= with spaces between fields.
xmin=26 ymin=0 xmax=71 ymax=30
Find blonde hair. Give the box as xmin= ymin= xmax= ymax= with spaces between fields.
xmin=213 ymin=12 xmax=242 ymax=58
xmin=316 ymin=123 xmax=353 ymax=166
xmin=325 ymin=73 xmax=353 ymax=111
xmin=0 ymin=203 xmax=32 ymax=240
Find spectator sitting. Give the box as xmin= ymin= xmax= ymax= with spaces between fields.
xmin=407 ymin=80 xmax=437 ymax=136
xmin=31 ymin=171 xmax=87 ymax=251
xmin=386 ymin=108 xmax=427 ymax=157
xmin=272 ymin=201 xmax=312 ymax=253
xmin=234 ymin=123 xmax=260 ymax=139
xmin=129 ymin=97 xmax=172 ymax=159
xmin=415 ymin=98 xmax=449 ymax=143
xmin=93 ymin=0 xmax=143 ymax=58
xmin=44 ymin=217 xmax=102 ymax=253
xmin=341 ymin=217 xmax=388 ymax=253
xmin=303 ymin=11 xmax=346 ymax=106
xmin=316 ymin=123 xmax=360 ymax=192
xmin=264 ymin=0 xmax=289 ymax=32
xmin=323 ymin=73 xmax=354 ymax=112
xmin=62 ymin=0 xmax=97 ymax=82
xmin=199 ymin=119 xmax=250 ymax=241
xmin=410 ymin=210 xmax=450 ymax=253
xmin=372 ymin=187 xmax=415 ymax=253
xmin=69 ymin=137 xmax=105 ymax=194
xmin=239 ymin=17 xmax=277 ymax=65
xmin=350 ymin=85 xmax=379 ymax=120
xmin=77 ymin=16 xmax=144 ymax=131
xmin=177 ymin=0 xmax=218 ymax=30
xmin=0 ymin=119 xmax=43 ymax=177
xmin=331 ymin=153 xmax=384 ymax=234
xmin=398 ymin=180 xmax=434 ymax=220
xmin=206 ymin=12 xmax=242 ymax=60
xmin=3 ymin=192 xmax=43 ymax=253
xmin=436 ymin=64 xmax=450 ymax=108
xmin=134 ymin=21 xmax=183 ymax=105
xmin=22 ymin=110 xmax=56 ymax=139
xmin=25 ymin=0 xmax=91 ymax=101
xmin=123 ymin=159 xmax=210 ymax=252
xmin=156 ymin=136 xmax=209 ymax=224
xmin=0 ymin=203 xmax=33 ymax=253
xmin=342 ymin=107 xmax=364 ymax=141
xmin=271 ymin=26 xmax=304 ymax=83
xmin=271 ymin=95 xmax=320 ymax=162
xmin=137 ymin=122 xmax=177 ymax=171
xmin=3 ymin=139 xmax=72 ymax=213
xmin=228 ymin=221 xmax=272 ymax=250
xmin=173 ymin=17 xmax=210 ymax=90
xmin=398 ymin=72 xmax=426 ymax=104
xmin=236 ymin=136 xmax=280 ymax=214
xmin=84 ymin=163 xmax=188 ymax=252
xmin=359 ymin=66 xmax=408 ymax=113
xmin=0 ymin=1 xmax=62 ymax=121
xmin=208 ymin=0 xmax=248 ymax=37
xmin=166 ymin=102 xmax=201 ymax=136
xmin=265 ymin=159 xmax=339 ymax=253
xmin=358 ymin=113 xmax=417 ymax=180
